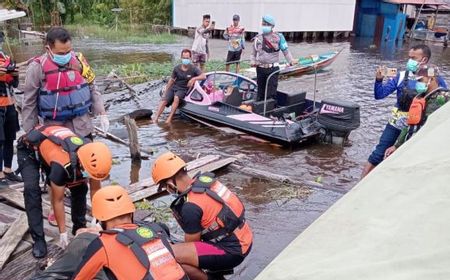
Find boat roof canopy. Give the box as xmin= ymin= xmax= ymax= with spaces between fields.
xmin=383 ymin=0 xmax=447 ymax=5
xmin=0 ymin=9 xmax=26 ymax=22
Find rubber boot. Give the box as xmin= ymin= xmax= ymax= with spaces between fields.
xmin=32 ymin=239 xmax=47 ymax=259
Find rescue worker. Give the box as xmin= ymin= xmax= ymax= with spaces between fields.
xmin=17 ymin=125 xmax=112 ymax=258
xmin=72 ymin=185 xmax=188 ymax=280
xmin=385 ymin=65 xmax=449 ymax=158
xmin=0 ymin=33 xmax=22 ymax=186
xmin=224 ymin=14 xmax=245 ymax=73
xmin=152 ymin=152 xmax=253 ymax=280
xmin=21 ymin=26 xmax=109 ymax=138
xmin=250 ymin=15 xmax=296 ymax=103
xmin=361 ymin=45 xmax=447 ymax=178
xmin=154 ymin=49 xmax=206 ymax=124
xmin=192 ymin=14 xmax=215 ymax=72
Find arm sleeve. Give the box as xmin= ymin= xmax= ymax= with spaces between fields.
xmin=180 ymin=202 xmax=204 ymax=234
xmin=437 ymin=76 xmax=448 ymax=89
xmin=22 ymin=62 xmax=41 ymax=133
xmin=395 ymin=127 xmax=409 ymax=148
xmin=197 ymin=26 xmax=207 ymax=35
xmin=171 ymin=67 xmax=177 ymax=79
xmin=279 ymin=34 xmax=294 ymax=64
xmin=72 ymin=237 xmax=108 ymax=280
xmin=250 ymin=39 xmax=257 ymax=65
xmin=374 ymin=75 xmax=399 ymax=100
xmin=193 ymin=66 xmax=202 ymax=77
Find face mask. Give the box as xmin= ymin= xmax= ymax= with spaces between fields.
xmin=50 ymin=50 xmax=72 ymax=66
xmin=181 ymin=58 xmax=191 ymax=65
xmin=406 ymin=58 xmax=420 ymax=72
xmin=261 ymin=26 xmax=272 ymax=34
xmin=415 ymin=81 xmax=428 ymax=94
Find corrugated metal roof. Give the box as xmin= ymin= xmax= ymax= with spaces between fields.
xmin=383 ymin=0 xmax=447 ymax=5
xmin=0 ymin=9 xmax=26 ymax=22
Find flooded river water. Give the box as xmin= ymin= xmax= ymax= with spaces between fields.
xmin=10 ymin=36 xmax=450 ymax=279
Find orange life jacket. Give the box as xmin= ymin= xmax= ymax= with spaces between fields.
xmin=171 ymin=173 xmax=253 ymax=255
xmin=407 ymin=97 xmax=426 ymax=125
xmin=100 ymin=223 xmax=187 ymax=280
xmin=26 ymin=125 xmax=86 ymax=185
xmin=0 ymin=52 xmax=15 ymax=106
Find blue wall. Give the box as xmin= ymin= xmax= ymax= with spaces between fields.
xmin=355 ymin=0 xmax=406 ymax=42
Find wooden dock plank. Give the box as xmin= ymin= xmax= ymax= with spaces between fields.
xmin=130 ymin=156 xmax=237 ymax=202
xmin=127 ymin=154 xmax=220 ymax=194
xmin=0 ymin=213 xmax=28 ymax=269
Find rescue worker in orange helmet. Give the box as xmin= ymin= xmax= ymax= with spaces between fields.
xmin=152 ymin=152 xmax=253 ymax=280
xmin=17 ymin=125 xmax=112 ymax=258
xmin=72 ymin=185 xmax=188 ymax=280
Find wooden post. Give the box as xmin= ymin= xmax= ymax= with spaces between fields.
xmin=124 ymin=116 xmax=141 ymax=160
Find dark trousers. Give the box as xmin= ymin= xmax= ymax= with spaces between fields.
xmin=368 ymin=123 xmax=401 ymax=166
xmin=69 ymin=183 xmax=88 ymax=235
xmin=17 ymin=139 xmax=44 ymax=242
xmin=18 ymin=140 xmax=89 ymax=242
xmin=0 ymin=105 xmax=19 ymax=171
xmin=256 ymin=66 xmax=280 ymax=102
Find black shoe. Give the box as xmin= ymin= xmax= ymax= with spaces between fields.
xmin=0 ymin=178 xmax=8 ymax=188
xmin=32 ymin=239 xmax=47 ymax=258
xmin=4 ymin=171 xmax=23 ymax=182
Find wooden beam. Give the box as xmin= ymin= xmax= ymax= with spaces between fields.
xmin=229 ymin=164 xmax=346 ymax=194
xmin=127 ymin=155 xmax=220 ymax=194
xmin=0 ymin=187 xmax=73 ymax=229
xmin=130 ymin=156 xmax=238 ymax=202
xmin=0 ymin=213 xmax=28 ymax=269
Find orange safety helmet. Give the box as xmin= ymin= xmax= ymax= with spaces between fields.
xmin=77 ymin=142 xmax=112 ymax=180
xmin=152 ymin=151 xmax=187 ymax=184
xmin=92 ymin=185 xmax=135 ymax=221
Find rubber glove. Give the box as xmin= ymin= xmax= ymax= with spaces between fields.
xmin=100 ymin=114 xmax=110 ymax=133
xmin=59 ymin=232 xmax=69 ymax=249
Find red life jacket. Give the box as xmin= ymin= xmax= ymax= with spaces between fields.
xmin=0 ymin=52 xmax=15 ymax=106
xmin=100 ymin=223 xmax=188 ymax=280
xmin=36 ymin=53 xmax=92 ymax=121
xmin=171 ymin=173 xmax=253 ymax=255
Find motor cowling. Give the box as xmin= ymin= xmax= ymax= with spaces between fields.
xmin=317 ymin=99 xmax=360 ymax=144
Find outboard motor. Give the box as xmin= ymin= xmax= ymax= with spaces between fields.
xmin=317 ymin=99 xmax=360 ymax=145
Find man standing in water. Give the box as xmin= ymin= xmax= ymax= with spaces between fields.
xmin=154 ymin=49 xmax=206 ymax=124
xmin=192 ymin=14 xmax=215 ymax=72
xmin=251 ymin=15 xmax=296 ymax=103
xmin=224 ymin=14 xmax=245 ymax=73
xmin=361 ymin=45 xmax=447 ymax=178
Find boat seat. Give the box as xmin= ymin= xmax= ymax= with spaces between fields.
xmin=276 ymin=91 xmax=306 ymax=106
xmin=252 ymin=99 xmax=277 ymax=115
xmin=267 ymin=102 xmax=306 ymax=118
xmin=224 ymin=86 xmax=243 ymax=107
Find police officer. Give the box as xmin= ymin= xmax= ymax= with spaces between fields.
xmin=21 ymin=26 xmax=109 ymax=137
xmin=250 ymin=15 xmax=296 ymax=103
xmin=0 ymin=32 xmax=22 ymax=187
xmin=152 ymin=152 xmax=253 ymax=280
xmin=18 ymin=125 xmax=112 ymax=258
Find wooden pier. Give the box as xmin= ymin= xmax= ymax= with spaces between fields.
xmin=0 ymin=154 xmax=241 ymax=279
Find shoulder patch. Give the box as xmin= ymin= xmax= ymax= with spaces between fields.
xmin=136 ymin=227 xmax=154 ymax=239
xmin=70 ymin=136 xmax=84 ymax=146
xmin=199 ymin=175 xmax=213 ymax=184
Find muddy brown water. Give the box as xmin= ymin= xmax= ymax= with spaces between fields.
xmin=9 ymin=37 xmax=450 ymax=279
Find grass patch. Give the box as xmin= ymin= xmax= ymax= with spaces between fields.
xmin=94 ymin=60 xmax=251 ymax=84
xmin=65 ymin=24 xmax=180 ymax=44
